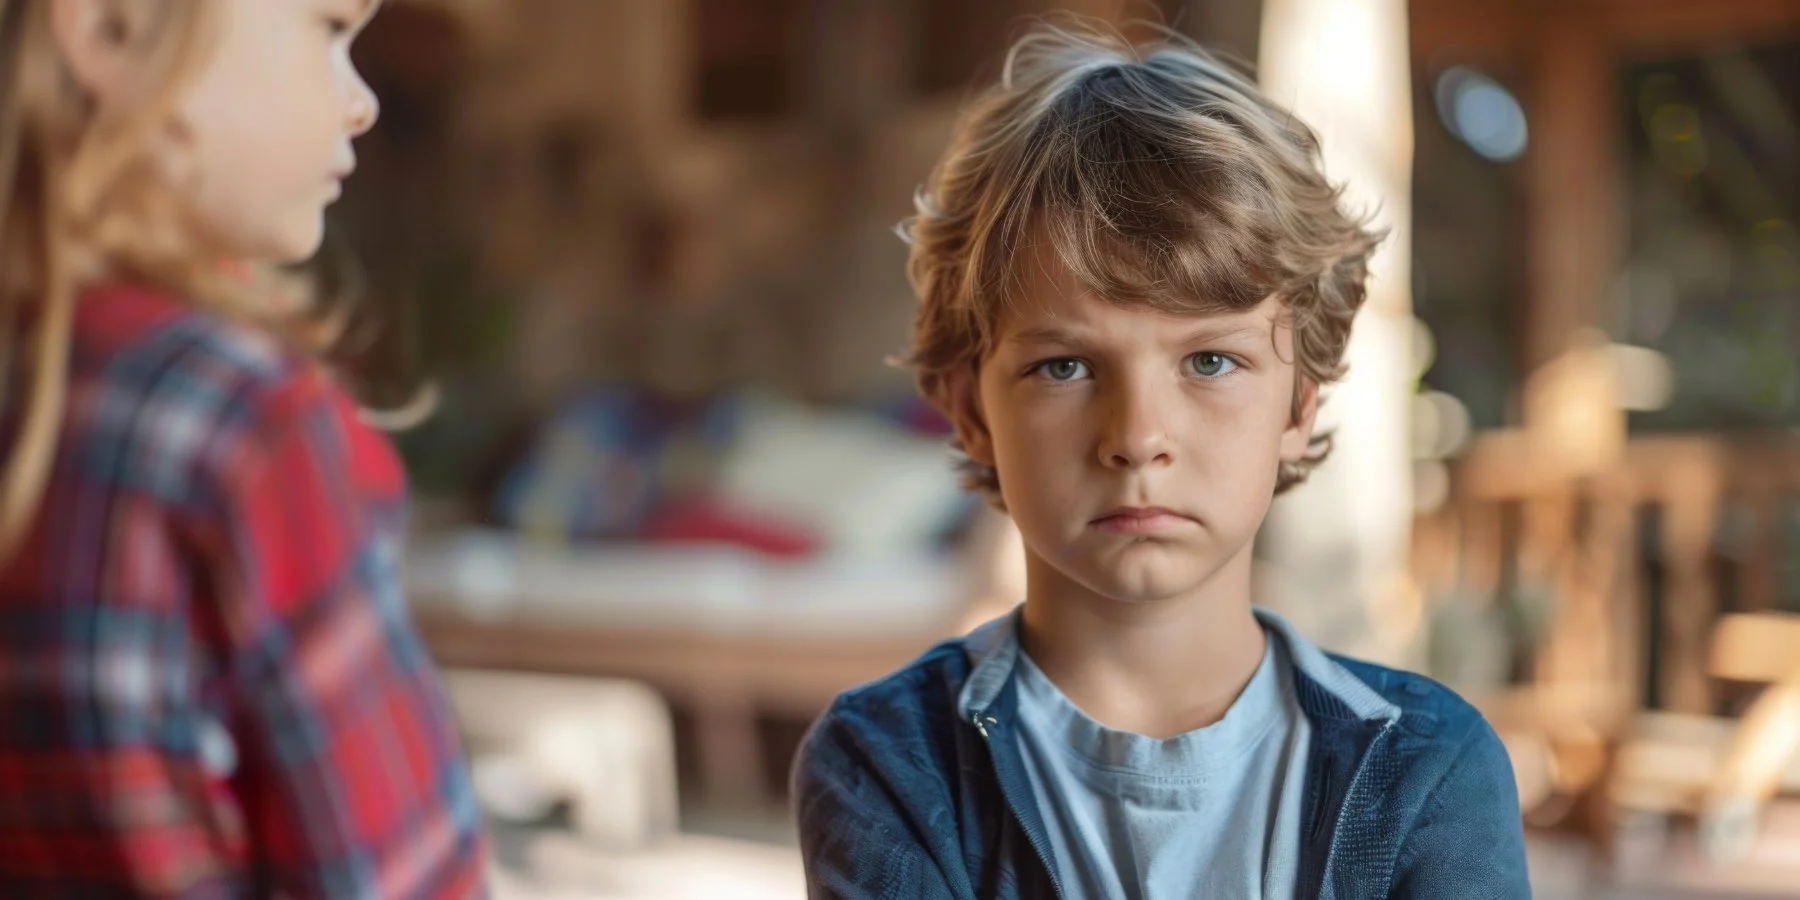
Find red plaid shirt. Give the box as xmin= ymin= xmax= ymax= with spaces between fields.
xmin=0 ymin=284 xmax=489 ymax=897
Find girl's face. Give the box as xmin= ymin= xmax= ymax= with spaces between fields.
xmin=177 ymin=0 xmax=380 ymax=263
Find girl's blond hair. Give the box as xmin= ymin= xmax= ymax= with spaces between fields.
xmin=0 ymin=0 xmax=337 ymax=561
xmin=901 ymin=20 xmax=1382 ymax=505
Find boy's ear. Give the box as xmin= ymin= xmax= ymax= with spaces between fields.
xmin=50 ymin=0 xmax=136 ymax=101
xmin=947 ymin=365 xmax=996 ymax=467
xmin=1280 ymin=375 xmax=1320 ymax=462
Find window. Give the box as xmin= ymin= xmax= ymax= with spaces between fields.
xmin=1617 ymin=42 xmax=1800 ymax=431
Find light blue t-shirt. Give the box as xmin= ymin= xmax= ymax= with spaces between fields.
xmin=1013 ymin=629 xmax=1312 ymax=900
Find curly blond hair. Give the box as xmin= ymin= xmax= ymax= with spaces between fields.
xmin=0 ymin=0 xmax=343 ymax=561
xmin=901 ymin=19 xmax=1382 ymax=506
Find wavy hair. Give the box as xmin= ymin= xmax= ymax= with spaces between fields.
xmin=901 ymin=18 xmax=1383 ymax=505
xmin=0 ymin=0 xmax=343 ymax=561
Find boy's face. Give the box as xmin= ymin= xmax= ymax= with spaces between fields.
xmin=178 ymin=0 xmax=380 ymax=262
xmin=956 ymin=238 xmax=1318 ymax=606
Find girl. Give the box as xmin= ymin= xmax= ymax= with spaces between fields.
xmin=0 ymin=1 xmax=488 ymax=896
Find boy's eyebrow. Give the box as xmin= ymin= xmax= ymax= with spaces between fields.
xmin=1002 ymin=321 xmax=1269 ymax=347
xmin=1175 ymin=323 xmax=1267 ymax=344
xmin=1003 ymin=325 xmax=1086 ymax=346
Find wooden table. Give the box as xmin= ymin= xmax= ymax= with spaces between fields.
xmin=413 ymin=604 xmax=945 ymax=810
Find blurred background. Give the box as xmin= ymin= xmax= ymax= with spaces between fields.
xmin=312 ymin=0 xmax=1800 ymax=896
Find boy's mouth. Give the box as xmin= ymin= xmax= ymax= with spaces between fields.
xmin=1090 ymin=506 xmax=1195 ymax=536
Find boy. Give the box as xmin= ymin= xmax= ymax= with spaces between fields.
xmin=792 ymin=21 xmax=1530 ymax=900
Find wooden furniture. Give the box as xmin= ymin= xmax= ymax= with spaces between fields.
xmin=1416 ymin=431 xmax=1800 ymax=858
xmin=444 ymin=669 xmax=680 ymax=848
xmin=455 ymin=671 xmax=804 ymax=899
xmin=1440 ymin=434 xmax=1800 ymax=711
xmin=405 ymin=531 xmax=965 ymax=810
xmin=420 ymin=609 xmax=942 ymax=810
xmin=1607 ymin=613 xmax=1800 ymax=861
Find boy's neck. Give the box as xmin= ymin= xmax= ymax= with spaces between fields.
xmin=1017 ymin=548 xmax=1267 ymax=740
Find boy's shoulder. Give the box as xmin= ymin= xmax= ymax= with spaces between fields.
xmin=793 ymin=637 xmax=973 ymax=818
xmin=1326 ymin=655 xmax=1529 ymax=891
xmin=1322 ymin=653 xmax=1519 ymax=824
xmin=1327 ymin=653 xmax=1494 ymax=743
xmin=812 ymin=637 xmax=972 ymax=738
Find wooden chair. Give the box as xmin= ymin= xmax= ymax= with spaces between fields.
xmin=1609 ymin=612 xmax=1800 ymax=861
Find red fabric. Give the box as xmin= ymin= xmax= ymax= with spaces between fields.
xmin=640 ymin=496 xmax=821 ymax=558
xmin=0 ymin=283 xmax=488 ymax=898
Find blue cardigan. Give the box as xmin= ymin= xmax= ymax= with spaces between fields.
xmin=792 ymin=609 xmax=1531 ymax=899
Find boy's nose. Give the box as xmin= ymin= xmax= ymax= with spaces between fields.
xmin=1097 ymin=386 xmax=1175 ymax=470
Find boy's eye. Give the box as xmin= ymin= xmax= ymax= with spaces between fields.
xmin=1036 ymin=358 xmax=1090 ymax=382
xmin=1188 ymin=352 xmax=1238 ymax=378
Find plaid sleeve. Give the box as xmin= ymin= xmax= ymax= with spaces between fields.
xmin=190 ymin=371 xmax=489 ymax=899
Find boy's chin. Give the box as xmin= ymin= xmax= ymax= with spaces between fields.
xmin=1024 ymin=533 xmax=1240 ymax=607
xmin=1067 ymin=557 xmax=1217 ymax=608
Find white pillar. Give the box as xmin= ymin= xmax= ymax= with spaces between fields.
xmin=1254 ymin=0 xmax=1421 ymax=666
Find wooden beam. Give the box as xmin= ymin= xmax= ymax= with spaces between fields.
xmin=1584 ymin=0 xmax=1800 ymax=53
xmin=1411 ymin=0 xmax=1800 ymax=60
xmin=1657 ymin=458 xmax=1725 ymax=714
xmin=1523 ymin=23 xmax=1619 ymax=376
